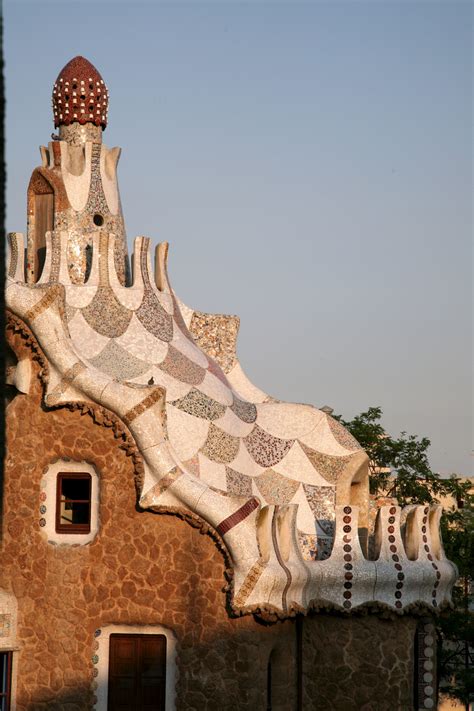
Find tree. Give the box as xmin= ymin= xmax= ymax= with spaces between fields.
xmin=334 ymin=407 xmax=474 ymax=708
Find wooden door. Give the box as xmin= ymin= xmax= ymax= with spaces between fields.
xmin=34 ymin=192 xmax=54 ymax=281
xmin=108 ymin=634 xmax=166 ymax=711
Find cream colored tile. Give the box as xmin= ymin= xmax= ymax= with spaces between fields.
xmin=68 ymin=310 xmax=110 ymax=359
xmin=273 ymin=441 xmax=330 ymax=486
xmin=198 ymin=453 xmax=227 ymax=491
xmin=198 ymin=370 xmax=233 ymax=406
xmin=213 ymin=407 xmax=255 ymax=438
xmin=115 ymin=314 xmax=168 ymax=363
xmin=256 ymin=402 xmax=323 ymax=440
xmin=166 ymin=404 xmax=210 ymax=461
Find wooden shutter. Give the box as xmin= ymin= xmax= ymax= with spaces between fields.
xmin=108 ymin=634 xmax=166 ymax=711
xmin=34 ymin=192 xmax=54 ymax=281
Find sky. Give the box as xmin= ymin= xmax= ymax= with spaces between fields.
xmin=4 ymin=0 xmax=472 ymax=476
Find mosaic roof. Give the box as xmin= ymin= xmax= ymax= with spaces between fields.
xmin=6 ymin=230 xmax=457 ymax=616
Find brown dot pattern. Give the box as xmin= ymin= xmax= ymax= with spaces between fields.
xmin=243 ymin=425 xmax=293 ymax=468
xmin=158 ymin=345 xmax=206 ymax=386
xmin=201 ymin=423 xmax=240 ymax=464
xmin=171 ymin=388 xmax=226 ymax=421
xmin=300 ymin=442 xmax=351 ymax=484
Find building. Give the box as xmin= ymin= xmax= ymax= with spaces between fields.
xmin=1 ymin=56 xmax=457 ymax=710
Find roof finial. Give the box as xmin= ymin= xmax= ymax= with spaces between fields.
xmin=52 ymin=56 xmax=109 ymax=130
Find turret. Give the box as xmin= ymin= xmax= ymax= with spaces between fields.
xmin=26 ymin=56 xmax=130 ymax=285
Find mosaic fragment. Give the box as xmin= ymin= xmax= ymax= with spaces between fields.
xmin=225 ymin=467 xmax=253 ymax=497
xmin=327 ymin=415 xmax=362 ymax=451
xmin=273 ymin=441 xmax=330 ymax=486
xmin=171 ymin=388 xmax=226 ymax=421
xmin=230 ymin=396 xmax=257 ymax=424
xmin=243 ymin=425 xmax=293 ymax=468
xmin=114 ymin=314 xmax=168 ymax=364
xmin=89 ymin=339 xmax=150 ymax=380
xmin=189 ymin=310 xmax=239 ymax=374
xmin=136 ymin=288 xmax=174 ymax=343
xmin=254 ymin=469 xmax=300 ymax=504
xmin=299 ymin=441 xmax=352 ymax=484
xmin=158 ymin=345 xmax=206 ymax=386
xmin=201 ymin=423 xmax=240 ymax=464
xmin=234 ymin=560 xmax=267 ymax=607
xmin=82 ymin=287 xmax=132 ymax=337
xmin=298 ymin=531 xmax=318 ymax=562
xmin=303 ymin=483 xmax=336 ymax=537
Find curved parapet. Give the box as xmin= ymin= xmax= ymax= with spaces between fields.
xmin=5 ymin=232 xmax=457 ymax=617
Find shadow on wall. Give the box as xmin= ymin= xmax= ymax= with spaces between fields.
xmin=24 ymin=686 xmax=96 ymax=711
xmin=18 ymin=624 xmax=298 ymax=711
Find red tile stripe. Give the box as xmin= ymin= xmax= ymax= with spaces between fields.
xmin=216 ymin=497 xmax=259 ymax=537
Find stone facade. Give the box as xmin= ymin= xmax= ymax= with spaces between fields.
xmin=1 ymin=318 xmax=430 ymax=711
xmin=302 ymin=615 xmax=417 ymax=710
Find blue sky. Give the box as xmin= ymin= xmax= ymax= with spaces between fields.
xmin=4 ymin=1 xmax=472 ymax=475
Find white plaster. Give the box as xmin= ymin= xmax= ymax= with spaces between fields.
xmin=198 ymin=452 xmax=227 ymax=490
xmin=231 ymin=440 xmax=265 ymax=478
xmin=289 ymin=484 xmax=318 ymax=533
xmin=256 ymin=402 xmax=321 ymax=440
xmin=172 ymin=324 xmax=209 ymax=369
xmin=273 ymin=441 xmax=331 ymax=487
xmin=100 ymin=145 xmax=120 ymax=215
xmin=12 ymin=358 xmax=31 ymax=394
xmin=60 ymin=141 xmax=92 ymax=212
xmin=65 ymin=284 xmax=97 ymax=309
xmin=299 ymin=415 xmax=356 ymax=456
xmin=167 ymin=405 xmax=209 ymax=461
xmin=40 ymin=460 xmax=100 ymax=546
xmin=198 ymin=370 xmax=233 ymax=406
xmin=226 ymin=360 xmax=269 ymax=404
xmin=115 ymin=314 xmax=168 ymax=364
xmin=213 ymin=407 xmax=254 ymax=438
xmin=68 ymin=311 xmax=110 ymax=359
xmin=93 ymin=624 xmax=177 ymax=711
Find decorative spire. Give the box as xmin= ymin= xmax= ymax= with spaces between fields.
xmin=52 ymin=56 xmax=109 ymax=129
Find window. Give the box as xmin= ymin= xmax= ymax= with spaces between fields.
xmin=40 ymin=461 xmax=99 ymax=544
xmin=0 ymin=652 xmax=12 ymax=711
xmin=56 ymin=473 xmax=92 ymax=533
xmin=108 ymin=634 xmax=166 ymax=711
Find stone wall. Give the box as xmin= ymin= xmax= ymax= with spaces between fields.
xmin=302 ymin=614 xmax=418 ymax=711
xmin=1 ymin=327 xmax=420 ymax=710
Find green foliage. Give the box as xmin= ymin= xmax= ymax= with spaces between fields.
xmin=335 ymin=406 xmax=473 ymax=509
xmin=334 ymin=406 xmax=474 ymax=706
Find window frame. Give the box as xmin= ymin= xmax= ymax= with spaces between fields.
xmin=55 ymin=472 xmax=92 ymax=534
xmin=0 ymin=651 xmax=13 ymax=711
